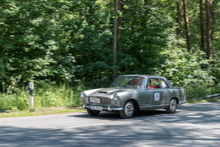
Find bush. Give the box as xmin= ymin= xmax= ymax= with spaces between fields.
xmin=185 ymin=85 xmax=220 ymax=99
xmin=0 ymin=92 xmax=28 ymax=111
xmin=0 ymin=83 xmax=88 ymax=111
xmin=156 ymin=49 xmax=215 ymax=87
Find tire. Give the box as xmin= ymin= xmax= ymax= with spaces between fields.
xmin=119 ymin=100 xmax=135 ymax=119
xmin=166 ymin=98 xmax=177 ymax=113
xmin=87 ymin=109 xmax=100 ymax=116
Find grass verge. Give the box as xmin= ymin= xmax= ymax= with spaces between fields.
xmin=0 ymin=107 xmax=86 ymax=118
xmin=186 ymin=98 xmax=220 ymax=103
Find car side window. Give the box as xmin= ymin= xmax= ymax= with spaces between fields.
xmin=159 ymin=79 xmax=169 ymax=88
xmin=149 ymin=78 xmax=160 ymax=89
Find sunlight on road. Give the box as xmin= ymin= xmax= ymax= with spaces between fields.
xmin=0 ymin=102 xmax=220 ymax=147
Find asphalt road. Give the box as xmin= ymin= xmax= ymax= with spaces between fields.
xmin=1 ymin=102 xmax=220 ymax=147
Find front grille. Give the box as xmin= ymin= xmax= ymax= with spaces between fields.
xmin=89 ymin=97 xmax=111 ymax=105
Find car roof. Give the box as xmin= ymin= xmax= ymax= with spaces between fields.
xmin=121 ymin=74 xmax=166 ymax=79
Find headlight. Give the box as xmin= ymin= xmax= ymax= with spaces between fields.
xmin=80 ymin=91 xmax=86 ymax=98
xmin=112 ymin=93 xmax=120 ymax=106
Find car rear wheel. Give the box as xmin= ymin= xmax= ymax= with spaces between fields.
xmin=119 ymin=100 xmax=135 ymax=119
xmin=166 ymin=98 xmax=177 ymax=113
xmin=87 ymin=109 xmax=100 ymax=116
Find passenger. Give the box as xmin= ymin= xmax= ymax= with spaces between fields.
xmin=160 ymin=81 xmax=166 ymax=88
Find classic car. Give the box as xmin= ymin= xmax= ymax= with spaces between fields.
xmin=80 ymin=75 xmax=186 ymax=119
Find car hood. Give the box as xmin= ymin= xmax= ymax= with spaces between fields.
xmin=89 ymin=87 xmax=135 ymax=97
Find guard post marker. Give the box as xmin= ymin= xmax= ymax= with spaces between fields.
xmin=28 ymin=82 xmax=34 ymax=108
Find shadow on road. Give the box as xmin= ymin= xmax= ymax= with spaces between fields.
xmin=69 ymin=102 xmax=220 ymax=124
xmin=0 ymin=102 xmax=220 ymax=147
xmin=68 ymin=109 xmax=170 ymax=120
xmin=1 ymin=109 xmax=220 ymax=147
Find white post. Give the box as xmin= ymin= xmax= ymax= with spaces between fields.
xmin=28 ymin=82 xmax=34 ymax=108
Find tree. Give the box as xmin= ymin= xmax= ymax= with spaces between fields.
xmin=144 ymin=0 xmax=148 ymax=6
xmin=176 ymin=0 xmax=181 ymax=39
xmin=0 ymin=0 xmax=219 ymax=89
xmin=113 ymin=0 xmax=119 ymax=79
xmin=206 ymin=0 xmax=212 ymax=59
xmin=200 ymin=0 xmax=205 ymax=51
xmin=183 ymin=0 xmax=192 ymax=52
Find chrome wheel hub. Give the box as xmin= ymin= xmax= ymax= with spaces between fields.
xmin=170 ymin=99 xmax=177 ymax=111
xmin=125 ymin=102 xmax=134 ymax=116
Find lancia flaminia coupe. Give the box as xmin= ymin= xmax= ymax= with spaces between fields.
xmin=81 ymin=75 xmax=186 ymax=119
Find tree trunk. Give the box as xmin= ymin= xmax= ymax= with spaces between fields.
xmin=113 ymin=0 xmax=118 ymax=79
xmin=200 ymin=0 xmax=205 ymax=52
xmin=176 ymin=0 xmax=181 ymax=39
xmin=206 ymin=0 xmax=212 ymax=59
xmin=183 ymin=0 xmax=192 ymax=52
xmin=144 ymin=0 xmax=148 ymax=6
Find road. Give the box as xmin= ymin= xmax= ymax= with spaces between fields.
xmin=1 ymin=102 xmax=220 ymax=147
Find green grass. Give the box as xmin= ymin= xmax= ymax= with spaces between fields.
xmin=0 ymin=107 xmax=86 ymax=118
xmin=0 ymin=83 xmax=88 ymax=118
xmin=0 ymin=84 xmax=87 ymax=111
xmin=186 ymin=98 xmax=220 ymax=103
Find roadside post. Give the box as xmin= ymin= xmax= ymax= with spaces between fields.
xmin=28 ymin=82 xmax=34 ymax=108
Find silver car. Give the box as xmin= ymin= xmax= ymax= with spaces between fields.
xmin=81 ymin=75 xmax=186 ymax=119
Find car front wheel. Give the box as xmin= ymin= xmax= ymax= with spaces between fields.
xmin=119 ymin=100 xmax=135 ymax=119
xmin=166 ymin=98 xmax=177 ymax=113
xmin=87 ymin=109 xmax=100 ymax=116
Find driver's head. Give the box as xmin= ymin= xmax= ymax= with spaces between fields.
xmin=136 ymin=79 xmax=141 ymax=85
xmin=130 ymin=79 xmax=136 ymax=85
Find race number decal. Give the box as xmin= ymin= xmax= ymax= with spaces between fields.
xmin=154 ymin=92 xmax=160 ymax=101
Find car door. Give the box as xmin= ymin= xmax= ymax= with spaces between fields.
xmin=141 ymin=78 xmax=173 ymax=109
xmin=158 ymin=78 xmax=171 ymax=105
xmin=136 ymin=78 xmax=149 ymax=108
xmin=139 ymin=78 xmax=162 ymax=109
xmin=140 ymin=78 xmax=169 ymax=109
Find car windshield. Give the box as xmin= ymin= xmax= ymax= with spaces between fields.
xmin=110 ymin=76 xmax=146 ymax=89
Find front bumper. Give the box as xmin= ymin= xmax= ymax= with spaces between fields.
xmin=83 ymin=104 xmax=124 ymax=111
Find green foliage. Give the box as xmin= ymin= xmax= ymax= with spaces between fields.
xmin=0 ymin=92 xmax=28 ymax=111
xmin=186 ymin=85 xmax=220 ymax=99
xmin=156 ymin=48 xmax=215 ymax=87
xmin=0 ymin=0 xmax=219 ymax=108
xmin=211 ymin=52 xmax=220 ymax=84
xmin=0 ymin=0 xmax=80 ymax=86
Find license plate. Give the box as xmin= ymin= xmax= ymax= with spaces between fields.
xmin=90 ymin=106 xmax=103 ymax=111
xmin=90 ymin=97 xmax=100 ymax=103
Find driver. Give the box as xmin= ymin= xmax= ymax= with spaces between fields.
xmin=129 ymin=79 xmax=136 ymax=86
xmin=136 ymin=78 xmax=142 ymax=87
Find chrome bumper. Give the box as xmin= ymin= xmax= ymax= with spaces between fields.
xmin=179 ymin=101 xmax=186 ymax=105
xmin=83 ymin=104 xmax=124 ymax=111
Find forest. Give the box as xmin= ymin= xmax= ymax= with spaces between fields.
xmin=0 ymin=0 xmax=219 ymax=111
